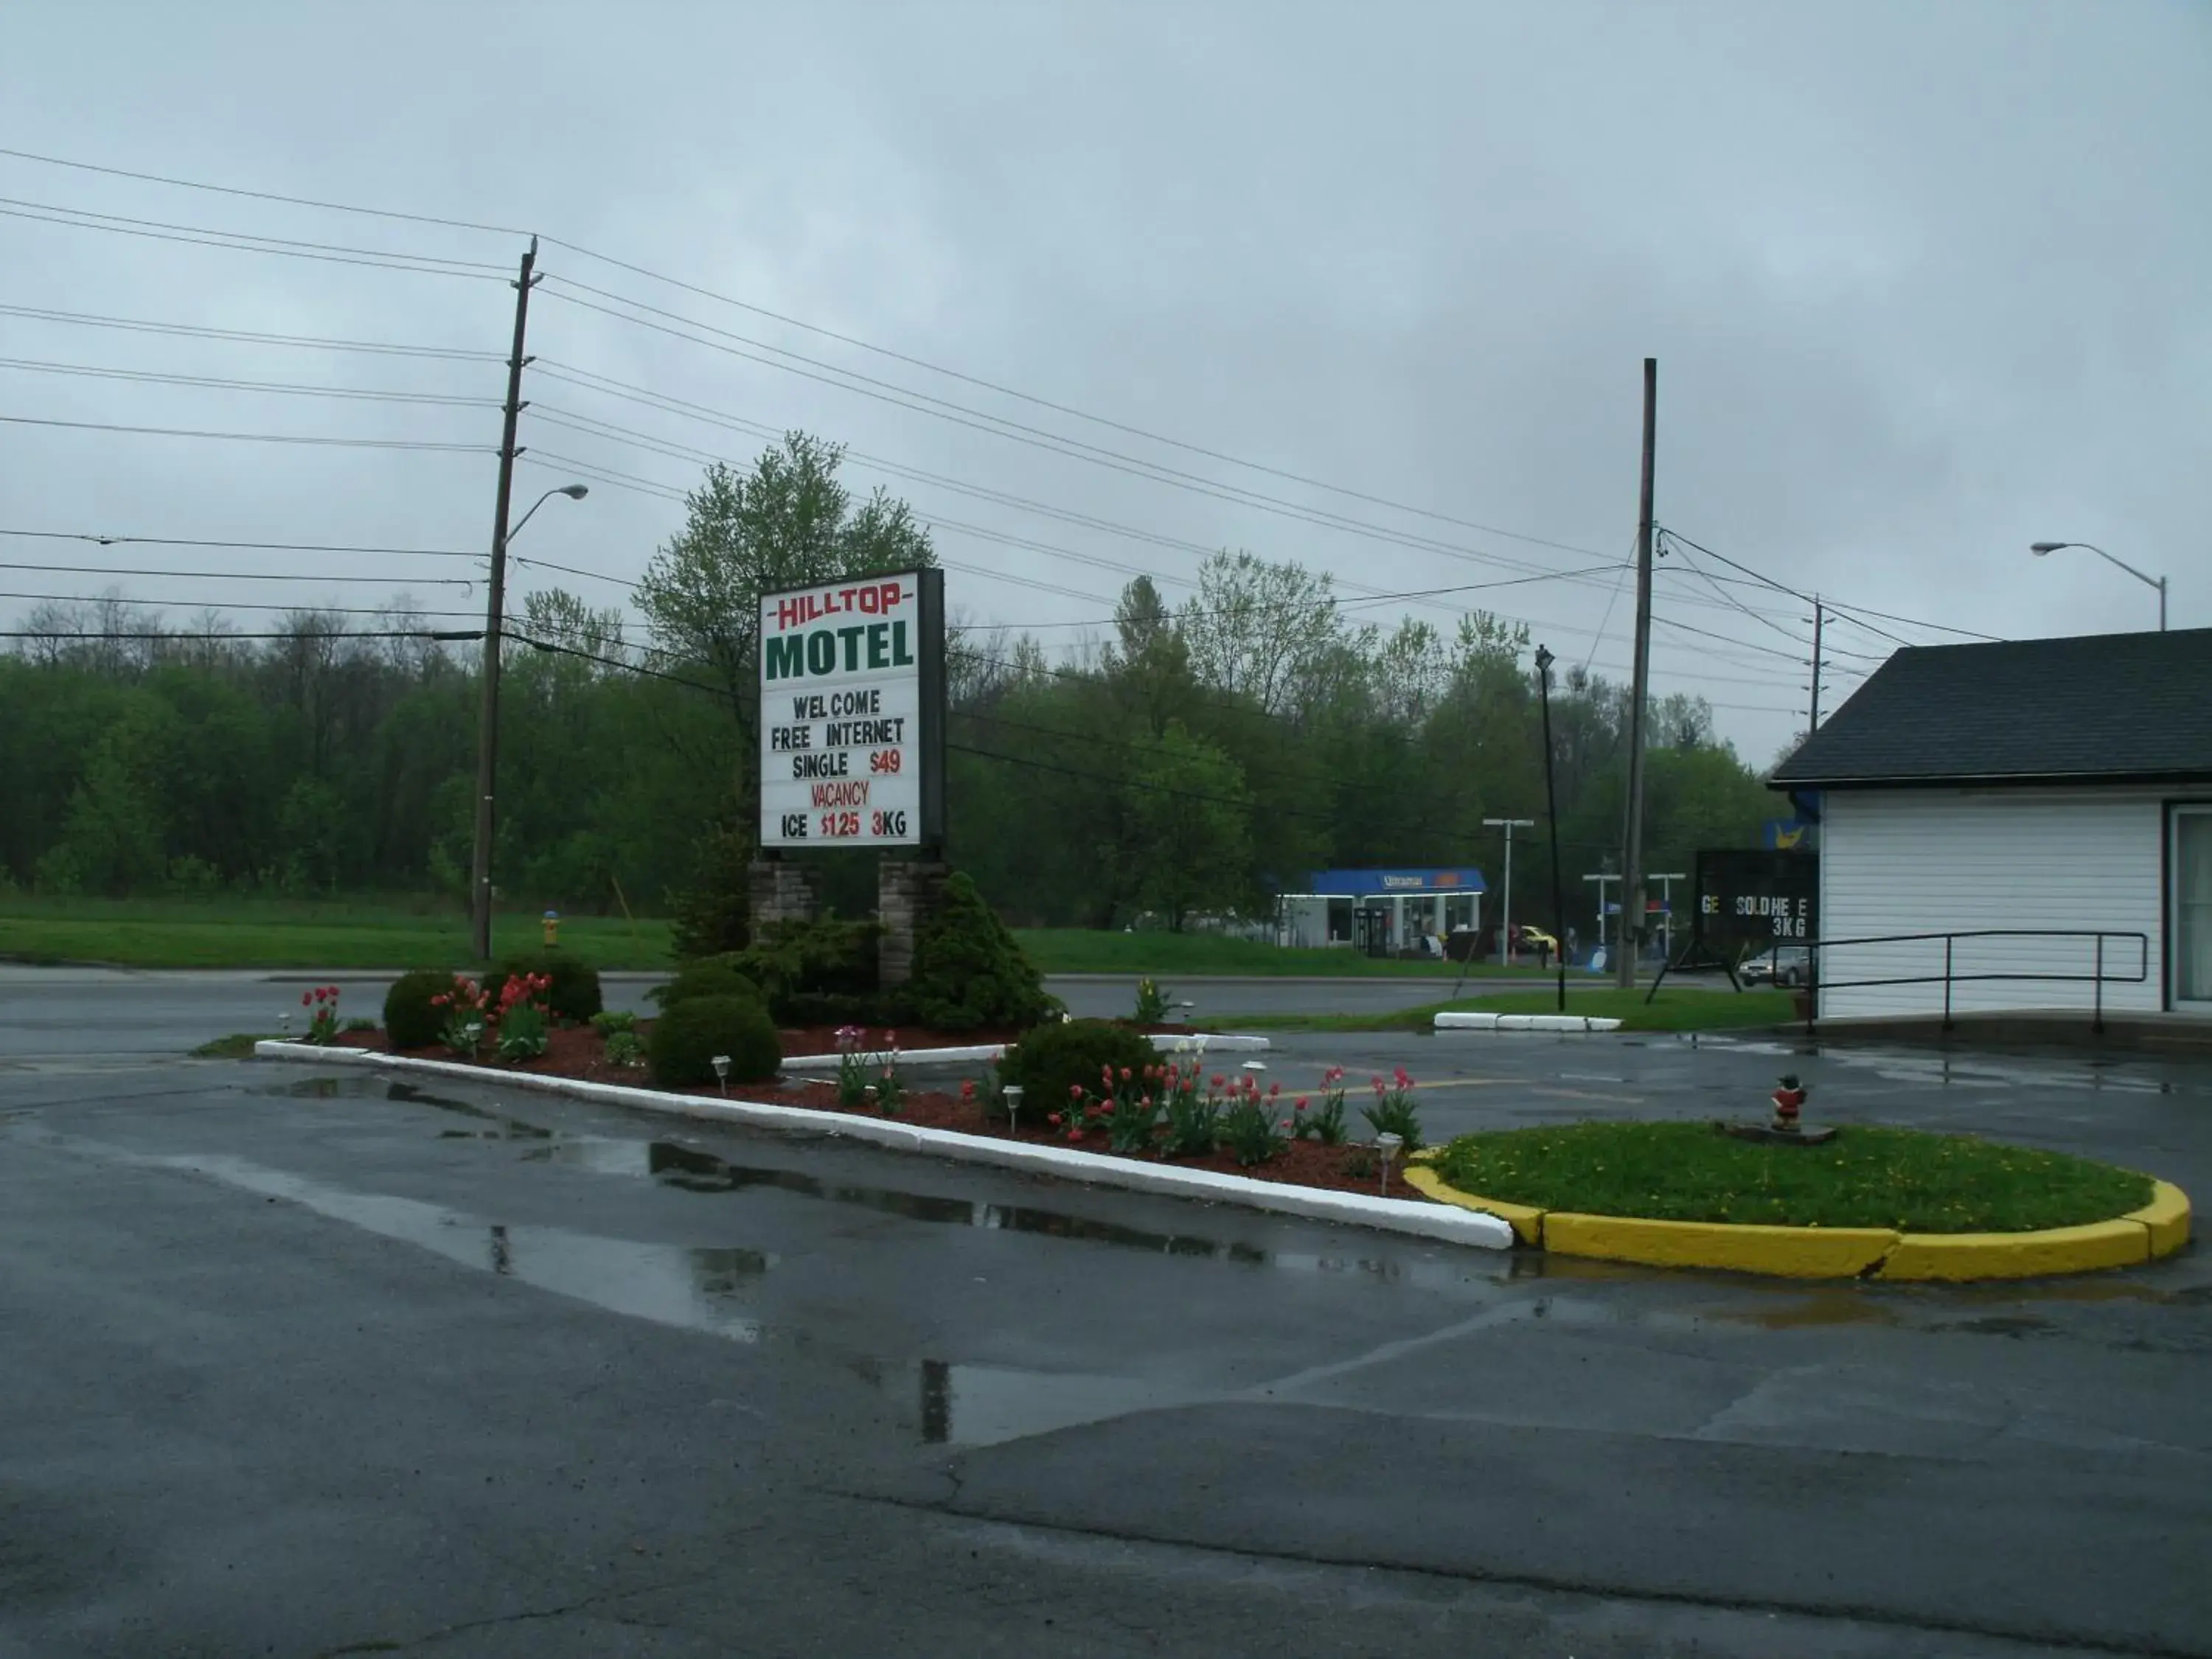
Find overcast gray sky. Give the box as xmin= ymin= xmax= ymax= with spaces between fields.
xmin=3 ymin=0 xmax=2205 ymax=762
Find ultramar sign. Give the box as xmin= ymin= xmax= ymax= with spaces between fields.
xmin=757 ymin=568 xmax=944 ymax=850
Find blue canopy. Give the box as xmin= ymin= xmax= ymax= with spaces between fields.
xmin=1305 ymin=867 xmax=1487 ymax=897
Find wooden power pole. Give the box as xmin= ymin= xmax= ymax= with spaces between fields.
xmin=1807 ymin=597 xmax=1825 ymax=732
xmin=470 ymin=237 xmax=539 ymax=962
xmin=1615 ymin=357 xmax=1657 ymax=990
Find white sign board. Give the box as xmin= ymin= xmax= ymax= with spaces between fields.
xmin=757 ymin=570 xmax=940 ymax=849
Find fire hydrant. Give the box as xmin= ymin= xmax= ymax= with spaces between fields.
xmin=1771 ymin=1073 xmax=1806 ymax=1133
xmin=542 ymin=908 xmax=560 ymax=947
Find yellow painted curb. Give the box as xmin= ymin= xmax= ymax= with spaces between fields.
xmin=1545 ymin=1211 xmax=1898 ymax=1279
xmin=1878 ymin=1219 xmax=2148 ymax=1281
xmin=2127 ymin=1180 xmax=2192 ymax=1259
xmin=1401 ymin=1165 xmax=1545 ymax=1245
xmin=1411 ymin=1161 xmax=2194 ymax=1283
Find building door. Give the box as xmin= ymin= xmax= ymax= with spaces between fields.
xmin=2174 ymin=806 xmax=2212 ymax=1011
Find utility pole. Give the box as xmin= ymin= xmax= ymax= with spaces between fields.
xmin=470 ymin=237 xmax=540 ymax=963
xmin=1536 ymin=645 xmax=1568 ymax=1011
xmin=1806 ymin=597 xmax=1825 ymax=733
xmin=1616 ymin=355 xmax=1657 ymax=990
xmin=1483 ymin=818 xmax=1536 ymax=963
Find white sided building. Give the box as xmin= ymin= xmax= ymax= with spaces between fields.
xmin=1767 ymin=627 xmax=2212 ymax=1023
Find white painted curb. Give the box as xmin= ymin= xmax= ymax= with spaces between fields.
xmin=781 ymin=1043 xmax=1002 ymax=1070
xmin=251 ymin=1041 xmax=1506 ymax=1251
xmin=779 ymin=1031 xmax=1269 ymax=1070
xmin=1434 ymin=1011 xmax=1622 ymax=1034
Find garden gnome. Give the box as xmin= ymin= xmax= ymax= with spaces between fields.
xmin=1770 ymin=1073 xmax=1806 ymax=1133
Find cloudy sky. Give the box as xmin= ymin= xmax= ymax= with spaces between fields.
xmin=2 ymin=0 xmax=2205 ymax=762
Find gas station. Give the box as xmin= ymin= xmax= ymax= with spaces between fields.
xmin=1274 ymin=867 xmax=1487 ymax=957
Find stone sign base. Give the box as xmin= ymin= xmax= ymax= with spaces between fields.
xmin=878 ymin=860 xmax=949 ymax=986
xmin=748 ymin=857 xmax=820 ymax=936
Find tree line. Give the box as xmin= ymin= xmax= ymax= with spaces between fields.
xmin=0 ymin=433 xmax=1780 ymax=937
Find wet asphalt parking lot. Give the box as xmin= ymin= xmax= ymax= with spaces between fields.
xmin=3 ymin=975 xmax=2210 ymax=1657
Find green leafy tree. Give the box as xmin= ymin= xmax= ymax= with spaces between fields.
xmin=636 ymin=433 xmax=936 ymax=782
xmin=1126 ymin=720 xmax=1251 ymax=931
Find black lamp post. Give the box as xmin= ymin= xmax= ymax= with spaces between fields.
xmin=1536 ymin=644 xmax=1568 ymax=1014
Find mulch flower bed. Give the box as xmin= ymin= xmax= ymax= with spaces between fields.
xmin=321 ymin=1026 xmax=1421 ymax=1201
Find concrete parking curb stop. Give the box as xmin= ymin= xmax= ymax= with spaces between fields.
xmin=250 ymin=1041 xmax=1511 ymax=1252
xmin=1434 ymin=1011 xmax=1623 ymax=1034
xmin=1400 ymin=1158 xmax=2191 ymax=1281
xmin=780 ymin=1032 xmax=1270 ymax=1070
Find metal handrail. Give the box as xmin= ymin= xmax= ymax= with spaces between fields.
xmin=1794 ymin=928 xmax=2150 ymax=1034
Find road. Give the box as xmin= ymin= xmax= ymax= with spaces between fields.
xmin=0 ymin=966 xmax=1484 ymax=1057
xmin=2 ymin=978 xmax=2208 ymax=1655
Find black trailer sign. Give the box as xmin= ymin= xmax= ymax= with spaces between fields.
xmin=1693 ymin=849 xmax=1817 ymax=958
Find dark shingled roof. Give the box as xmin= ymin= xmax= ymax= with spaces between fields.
xmin=1770 ymin=627 xmax=2212 ymax=788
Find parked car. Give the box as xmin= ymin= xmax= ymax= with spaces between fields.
xmin=1740 ymin=945 xmax=1812 ymax=988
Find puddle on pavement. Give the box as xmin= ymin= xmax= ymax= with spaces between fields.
xmin=519 ymin=1133 xmax=1480 ymax=1290
xmin=158 ymin=1152 xmax=770 ymax=1341
xmin=908 ymin=1357 xmax=1199 ymax=1447
xmin=267 ymin=1074 xmax=560 ymax=1138
xmin=1697 ymin=1035 xmax=2185 ymax=1096
xmin=149 ymin=1149 xmax=1218 ymax=1448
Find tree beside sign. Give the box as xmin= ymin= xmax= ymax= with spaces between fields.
xmin=757 ymin=568 xmax=945 ymax=851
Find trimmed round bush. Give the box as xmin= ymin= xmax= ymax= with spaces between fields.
xmin=487 ymin=950 xmax=602 ymax=1025
xmin=647 ymin=995 xmax=782 ymax=1091
xmin=653 ymin=961 xmax=763 ymax=1012
xmin=383 ymin=969 xmax=453 ymax=1050
xmin=996 ymin=1018 xmax=1158 ymax=1121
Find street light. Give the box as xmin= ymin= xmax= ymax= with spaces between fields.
xmin=1535 ymin=644 xmax=1568 ymax=1014
xmin=509 ymin=483 xmax=590 ymax=543
xmin=2030 ymin=541 xmax=2166 ymax=631
xmin=1482 ymin=816 xmax=1537 ymax=965
xmin=470 ymin=481 xmax=591 ymax=961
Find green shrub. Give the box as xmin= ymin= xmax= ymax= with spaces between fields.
xmin=907 ymin=872 xmax=1060 ymax=1032
xmin=652 ymin=960 xmax=764 ymax=1012
xmin=723 ymin=917 xmax=883 ymax=1022
xmin=590 ymin=1009 xmax=636 ymax=1035
xmin=487 ymin=950 xmax=602 ymax=1025
xmin=647 ymin=995 xmax=782 ymax=1091
xmin=383 ymin=968 xmax=454 ymax=1049
xmin=997 ymin=1018 xmax=1156 ymax=1122
xmin=668 ymin=821 xmax=754 ymax=961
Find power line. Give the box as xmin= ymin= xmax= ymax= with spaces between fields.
xmin=0 ymin=413 xmax=493 ymax=452
xmin=512 ymin=441 xmax=1806 ymax=681
xmin=536 ymin=249 xmax=1620 ymax=563
xmin=0 ymin=195 xmax=509 ymax=279
xmin=0 ymin=143 xmax=1628 ymax=572
xmin=0 ymin=528 xmax=483 ymax=558
xmin=0 ymin=591 xmax=480 ymax=619
xmin=1655 ymin=524 xmax=1997 ymax=647
xmin=532 ymin=362 xmax=1794 ymax=638
xmin=1 ymin=627 xmax=481 ymax=642
xmin=536 ymin=282 xmax=1629 ymax=589
xmin=0 ymin=357 xmax=501 ymax=407
xmin=0 ymin=144 xmax=530 ymax=239
xmin=0 ymin=302 xmax=501 ymax=361
xmin=0 ymin=561 xmax=471 ymax=587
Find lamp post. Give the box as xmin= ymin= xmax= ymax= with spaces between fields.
xmin=2030 ymin=541 xmax=2166 ymax=631
xmin=1535 ymin=644 xmax=1568 ymax=1013
xmin=470 ymin=482 xmax=590 ymax=961
xmin=1483 ymin=816 xmax=1536 ymax=964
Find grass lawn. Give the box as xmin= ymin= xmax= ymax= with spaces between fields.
xmin=0 ymin=896 xmax=675 ymax=970
xmin=1430 ymin=1121 xmax=2153 ymax=1233
xmin=1216 ymin=986 xmax=1797 ymax=1034
xmin=1012 ymin=929 xmax=1553 ymax=979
